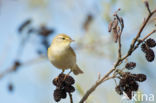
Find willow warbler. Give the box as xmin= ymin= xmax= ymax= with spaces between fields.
xmin=48 ymin=34 xmax=83 ymax=75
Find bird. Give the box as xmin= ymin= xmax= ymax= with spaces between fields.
xmin=48 ymin=33 xmax=83 ymax=75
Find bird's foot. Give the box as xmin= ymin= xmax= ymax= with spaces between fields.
xmin=63 ymin=70 xmax=72 ymax=80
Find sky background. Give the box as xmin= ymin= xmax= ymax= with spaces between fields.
xmin=0 ymin=0 xmax=156 ymax=103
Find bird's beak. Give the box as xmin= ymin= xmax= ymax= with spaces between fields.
xmin=71 ymin=39 xmax=75 ymax=42
xmin=69 ymin=38 xmax=75 ymax=42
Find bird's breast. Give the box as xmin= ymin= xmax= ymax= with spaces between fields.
xmin=48 ymin=45 xmax=76 ymax=69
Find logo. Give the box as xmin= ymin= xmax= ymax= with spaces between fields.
xmin=121 ymin=91 xmax=155 ymax=103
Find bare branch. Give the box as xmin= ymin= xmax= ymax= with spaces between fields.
xmin=79 ymin=69 xmax=116 ymax=103
xmin=69 ymin=93 xmax=73 ymax=103
xmin=127 ymin=9 xmax=156 ymax=56
xmin=133 ymin=30 xmax=156 ymax=50
xmin=0 ymin=56 xmax=47 ymax=80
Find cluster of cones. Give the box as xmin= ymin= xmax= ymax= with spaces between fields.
xmin=52 ymin=73 xmax=75 ymax=102
xmin=141 ymin=38 xmax=156 ymax=62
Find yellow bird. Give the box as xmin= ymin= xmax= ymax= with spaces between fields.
xmin=48 ymin=34 xmax=83 ymax=75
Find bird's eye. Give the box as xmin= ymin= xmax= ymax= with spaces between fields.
xmin=62 ymin=37 xmax=65 ymax=40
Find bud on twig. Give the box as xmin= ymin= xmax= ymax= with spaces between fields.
xmin=144 ymin=0 xmax=151 ymax=14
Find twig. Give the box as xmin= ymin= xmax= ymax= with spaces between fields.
xmin=0 ymin=56 xmax=47 ymax=80
xmin=141 ymin=30 xmax=156 ymax=42
xmin=79 ymin=8 xmax=156 ymax=103
xmin=133 ymin=30 xmax=156 ymax=50
xmin=127 ymin=9 xmax=156 ymax=57
xmin=0 ymin=67 xmax=15 ymax=80
xmin=113 ymin=78 xmax=118 ymax=86
xmin=79 ymin=69 xmax=116 ymax=103
xmin=69 ymin=93 xmax=73 ymax=103
xmin=144 ymin=0 xmax=151 ymax=14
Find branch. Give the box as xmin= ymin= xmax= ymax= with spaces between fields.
xmin=133 ymin=30 xmax=156 ymax=50
xmin=69 ymin=93 xmax=73 ymax=103
xmin=127 ymin=9 xmax=156 ymax=57
xmin=79 ymin=8 xmax=156 ymax=103
xmin=79 ymin=69 xmax=116 ymax=103
xmin=0 ymin=56 xmax=47 ymax=80
xmin=141 ymin=30 xmax=156 ymax=42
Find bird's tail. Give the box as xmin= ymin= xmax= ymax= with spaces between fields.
xmin=72 ymin=64 xmax=83 ymax=75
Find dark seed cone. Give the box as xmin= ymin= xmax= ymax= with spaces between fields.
xmin=120 ymin=72 xmax=131 ymax=78
xmin=53 ymin=89 xmax=62 ymax=102
xmin=64 ymin=86 xmax=75 ymax=93
xmin=53 ymin=78 xmax=58 ymax=86
xmin=125 ymin=62 xmax=136 ymax=70
xmin=146 ymin=38 xmax=156 ymax=48
xmin=52 ymin=78 xmax=65 ymax=88
xmin=120 ymin=76 xmax=138 ymax=91
xmin=64 ymin=75 xmax=75 ymax=86
xmin=115 ymin=85 xmax=123 ymax=95
xmin=119 ymin=75 xmax=139 ymax=99
xmin=61 ymin=90 xmax=67 ymax=99
xmin=141 ymin=43 xmax=149 ymax=53
xmin=131 ymin=81 xmax=139 ymax=91
xmin=120 ymin=76 xmax=132 ymax=91
xmin=125 ymin=90 xmax=133 ymax=99
xmin=58 ymin=73 xmax=66 ymax=82
xmin=145 ymin=49 xmax=155 ymax=62
xmin=52 ymin=73 xmax=75 ymax=102
xmin=52 ymin=73 xmax=67 ymax=88
xmin=134 ymin=74 xmax=147 ymax=82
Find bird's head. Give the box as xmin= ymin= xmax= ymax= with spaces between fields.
xmin=52 ymin=34 xmax=74 ymax=48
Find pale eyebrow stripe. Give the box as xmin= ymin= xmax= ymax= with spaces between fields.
xmin=57 ymin=35 xmax=64 ymax=38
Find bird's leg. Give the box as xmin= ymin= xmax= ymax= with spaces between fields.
xmin=61 ymin=69 xmax=65 ymax=74
xmin=60 ymin=69 xmax=67 ymax=80
xmin=63 ymin=70 xmax=72 ymax=80
xmin=67 ymin=70 xmax=72 ymax=75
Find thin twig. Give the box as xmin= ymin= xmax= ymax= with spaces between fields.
xmin=133 ymin=30 xmax=156 ymax=50
xmin=68 ymin=93 xmax=73 ymax=103
xmin=0 ymin=56 xmax=47 ymax=80
xmin=79 ymin=69 xmax=116 ymax=103
xmin=141 ymin=30 xmax=156 ymax=41
xmin=127 ymin=9 xmax=156 ymax=57
xmin=113 ymin=78 xmax=118 ymax=86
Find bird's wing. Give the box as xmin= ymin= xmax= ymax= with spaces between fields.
xmin=69 ymin=47 xmax=76 ymax=57
xmin=47 ymin=47 xmax=51 ymax=60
